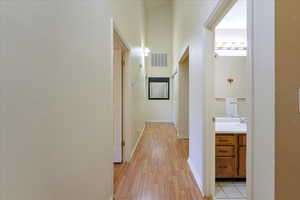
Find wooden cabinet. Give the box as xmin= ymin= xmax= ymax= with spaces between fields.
xmin=216 ymin=134 xmax=246 ymax=179
xmin=238 ymin=146 xmax=246 ymax=177
xmin=216 ymin=157 xmax=236 ymax=178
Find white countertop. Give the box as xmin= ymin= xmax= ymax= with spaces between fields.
xmin=215 ymin=117 xmax=247 ymax=134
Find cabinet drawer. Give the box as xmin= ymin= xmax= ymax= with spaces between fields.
xmin=239 ymin=135 xmax=247 ymax=146
xmin=216 ymin=146 xmax=235 ymax=157
xmin=216 ymin=135 xmax=235 ymax=145
xmin=216 ymin=157 xmax=236 ymax=178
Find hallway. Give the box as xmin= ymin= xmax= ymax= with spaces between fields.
xmin=114 ymin=123 xmax=204 ymax=200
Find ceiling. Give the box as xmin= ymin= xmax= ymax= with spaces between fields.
xmin=216 ymin=0 xmax=247 ymax=29
xmin=144 ymin=0 xmax=173 ymax=9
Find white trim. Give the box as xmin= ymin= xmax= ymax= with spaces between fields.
xmin=177 ymin=136 xmax=189 ymax=139
xmin=246 ymin=0 xmax=253 ymax=199
xmin=188 ymin=158 xmax=205 ymax=196
xmin=112 ymin=21 xmax=131 ymax=50
xmin=204 ymin=0 xmax=237 ymax=30
xmin=145 ymin=120 xmax=174 ymax=123
xmin=129 ymin=124 xmax=145 ymax=161
xmin=176 ymin=45 xmax=190 ymax=140
xmin=111 ymin=19 xmax=135 ymax=165
xmin=175 ymin=123 xmax=189 ymax=139
xmin=178 ymin=44 xmax=190 ymax=64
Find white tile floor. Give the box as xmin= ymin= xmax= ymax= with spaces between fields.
xmin=216 ymin=182 xmax=247 ymax=200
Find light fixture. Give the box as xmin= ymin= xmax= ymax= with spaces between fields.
xmin=144 ymin=47 xmax=151 ymax=57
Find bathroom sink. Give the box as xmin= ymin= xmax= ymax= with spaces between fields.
xmin=215 ymin=117 xmax=247 ymax=133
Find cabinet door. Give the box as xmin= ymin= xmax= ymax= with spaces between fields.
xmin=216 ymin=135 xmax=236 ymax=145
xmin=239 ymin=135 xmax=247 ymax=146
xmin=238 ymin=146 xmax=246 ymax=178
xmin=216 ymin=146 xmax=235 ymax=157
xmin=216 ymin=157 xmax=236 ymax=178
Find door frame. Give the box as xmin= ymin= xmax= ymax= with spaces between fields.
xmin=112 ymin=21 xmax=131 ymax=163
xmin=203 ymin=0 xmax=253 ymax=199
xmin=177 ymin=46 xmax=190 ymax=139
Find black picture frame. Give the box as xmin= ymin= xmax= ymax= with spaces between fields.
xmin=148 ymin=77 xmax=170 ymax=100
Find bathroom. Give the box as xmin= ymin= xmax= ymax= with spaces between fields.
xmin=213 ymin=0 xmax=249 ymax=199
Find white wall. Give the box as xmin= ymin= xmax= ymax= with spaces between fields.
xmin=214 ymin=56 xmax=248 ymax=117
xmin=215 ymin=29 xmax=247 ymax=43
xmin=251 ymin=0 xmax=275 ymax=199
xmin=1 ymin=1 xmax=145 ymax=200
xmin=173 ymin=0 xmax=218 ymax=194
xmin=145 ymin=3 xmax=174 ymax=122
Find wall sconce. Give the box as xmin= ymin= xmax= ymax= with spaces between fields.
xmin=144 ymin=47 xmax=151 ymax=57
xmin=227 ymin=78 xmax=234 ymax=85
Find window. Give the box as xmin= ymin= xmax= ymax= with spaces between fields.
xmin=148 ymin=77 xmax=170 ymax=100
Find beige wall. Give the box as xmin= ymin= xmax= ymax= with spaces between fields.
xmin=145 ymin=3 xmax=174 ymax=122
xmin=214 ymin=56 xmax=248 ymax=117
xmin=1 ymin=1 xmax=145 ymax=200
xmin=276 ymin=1 xmax=300 ymax=199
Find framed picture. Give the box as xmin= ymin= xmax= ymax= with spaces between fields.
xmin=148 ymin=77 xmax=170 ymax=100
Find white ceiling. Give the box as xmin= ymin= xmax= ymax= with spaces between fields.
xmin=216 ymin=0 xmax=247 ymax=30
xmin=144 ymin=0 xmax=173 ymax=9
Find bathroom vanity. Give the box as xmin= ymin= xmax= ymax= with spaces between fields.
xmin=215 ymin=117 xmax=247 ymax=179
xmin=216 ymin=134 xmax=246 ymax=178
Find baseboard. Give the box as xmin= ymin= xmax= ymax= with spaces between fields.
xmin=175 ymin=127 xmax=189 ymax=139
xmin=129 ymin=124 xmax=145 ymax=161
xmin=145 ymin=120 xmax=173 ymax=123
xmin=177 ymin=136 xmax=189 ymax=139
xmin=187 ymin=158 xmax=205 ymax=196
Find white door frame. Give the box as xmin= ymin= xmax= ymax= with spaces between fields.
xmin=177 ymin=46 xmax=190 ymax=139
xmin=203 ymin=0 xmax=253 ymax=199
xmin=111 ymin=20 xmax=131 ymax=163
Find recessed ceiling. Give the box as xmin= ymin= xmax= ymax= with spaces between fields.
xmin=144 ymin=0 xmax=173 ymax=9
xmin=216 ymin=0 xmax=247 ymax=29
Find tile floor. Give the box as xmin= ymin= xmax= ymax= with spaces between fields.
xmin=215 ymin=182 xmax=247 ymax=200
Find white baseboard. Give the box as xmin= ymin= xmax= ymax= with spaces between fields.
xmin=175 ymin=127 xmax=189 ymax=139
xmin=145 ymin=120 xmax=173 ymax=123
xmin=187 ymin=158 xmax=205 ymax=196
xmin=129 ymin=124 xmax=145 ymax=161
xmin=177 ymin=136 xmax=189 ymax=139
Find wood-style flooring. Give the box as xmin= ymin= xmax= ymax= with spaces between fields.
xmin=114 ymin=123 xmax=205 ymax=200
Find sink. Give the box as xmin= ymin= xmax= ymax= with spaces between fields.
xmin=215 ymin=117 xmax=247 ymax=133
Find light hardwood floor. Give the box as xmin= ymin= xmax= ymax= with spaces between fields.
xmin=114 ymin=123 xmax=205 ymax=200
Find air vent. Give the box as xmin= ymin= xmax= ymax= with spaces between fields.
xmin=151 ymin=53 xmax=168 ymax=67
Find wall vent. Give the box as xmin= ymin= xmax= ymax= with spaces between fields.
xmin=151 ymin=53 xmax=168 ymax=67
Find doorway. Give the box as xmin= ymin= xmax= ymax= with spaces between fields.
xmin=178 ymin=47 xmax=190 ymax=138
xmin=113 ymin=30 xmax=129 ymax=163
xmin=204 ymin=0 xmax=251 ymax=199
